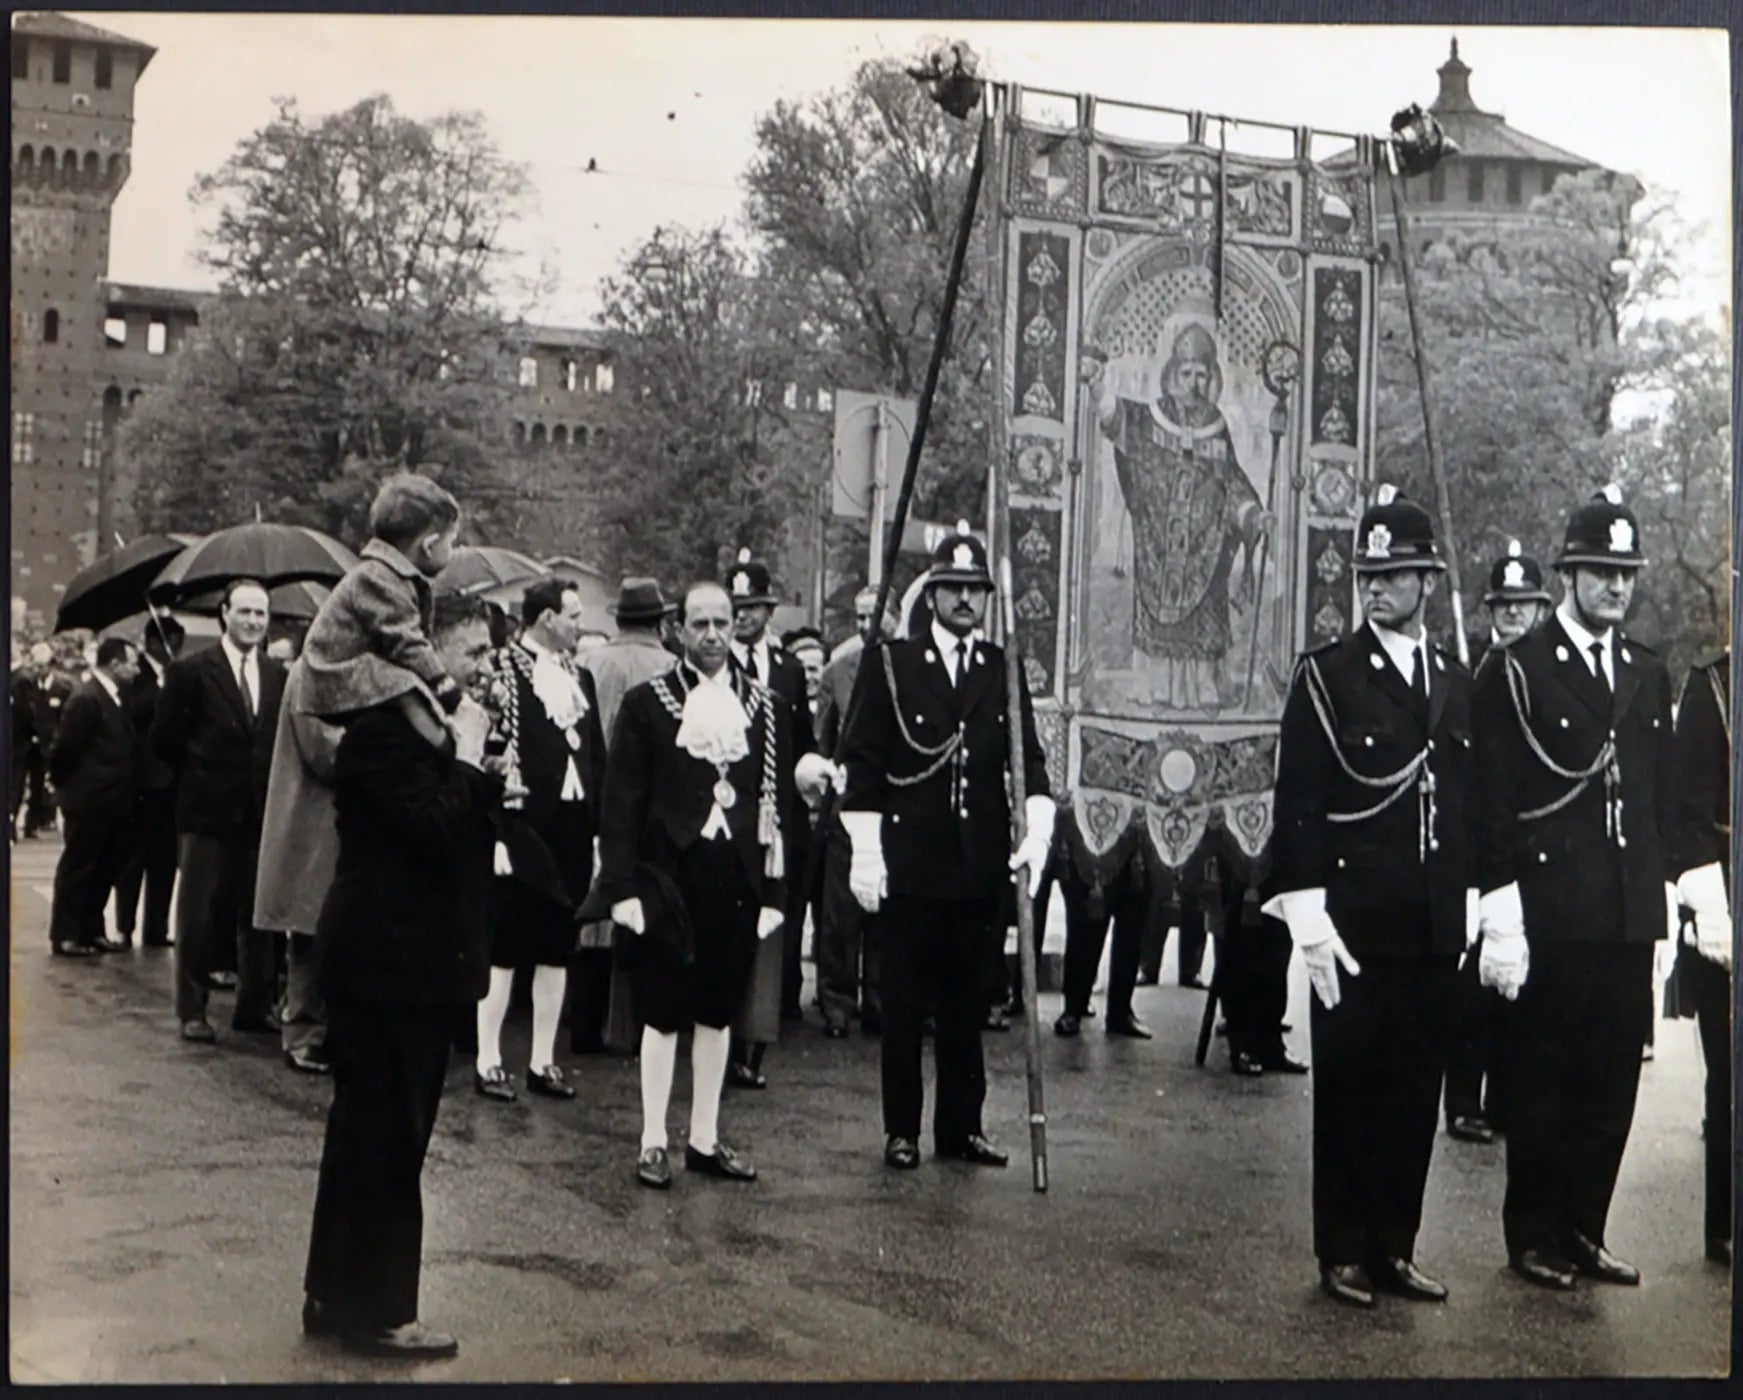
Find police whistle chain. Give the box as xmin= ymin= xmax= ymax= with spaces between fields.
xmin=1502 ymin=651 xmax=1623 ymax=841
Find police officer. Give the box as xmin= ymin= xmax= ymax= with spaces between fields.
xmin=1472 ymin=486 xmax=1675 ymax=1291
xmin=1444 ymin=540 xmax=1554 ymax=1144
xmin=838 ymin=524 xmax=1053 ymax=1171
xmin=1265 ymin=486 xmax=1473 ymax=1310
xmin=1667 ymin=649 xmax=1732 ymax=1267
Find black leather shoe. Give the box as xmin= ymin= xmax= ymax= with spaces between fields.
xmin=1566 ymin=1231 xmax=1640 ymax=1286
xmin=285 ymin=1047 xmax=332 ymax=1075
xmin=1510 ymin=1249 xmax=1578 ymax=1291
xmin=339 ymin=1321 xmax=459 ymax=1359
xmin=726 ymin=1062 xmax=767 ymax=1090
xmin=1105 ymin=1014 xmax=1153 ymax=1040
xmin=937 ymin=1133 xmax=1008 ymax=1167
xmin=181 ymin=1019 xmax=217 ymax=1043
xmin=1261 ymin=1052 xmax=1309 ymax=1075
xmin=475 ymin=1068 xmax=517 ymax=1102
xmin=636 ymin=1147 xmax=672 ymax=1189
xmin=1448 ymin=1115 xmax=1496 ymax=1144
xmin=51 ymin=941 xmax=102 ymax=958
xmin=141 ymin=932 xmax=172 ymax=948
xmin=884 ymin=1136 xmax=920 ymax=1170
xmin=685 ymin=1142 xmax=757 ymax=1181
xmin=1053 ymin=1012 xmax=1082 ymax=1038
xmin=1706 ymin=1236 xmax=1732 ymax=1266
xmin=231 ymin=1013 xmax=281 ymax=1034
xmin=982 ymin=1008 xmax=1011 ymax=1032
xmin=526 ymin=1065 xmax=576 ymax=1099
xmin=1370 ymin=1256 xmax=1448 ymax=1302
xmin=1319 ymin=1264 xmax=1376 ymax=1309
xmin=1231 ymin=1051 xmax=1265 ymax=1077
xmin=95 ymin=935 xmax=128 ymax=953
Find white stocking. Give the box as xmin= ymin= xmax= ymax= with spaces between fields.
xmin=529 ymin=964 xmax=567 ymax=1072
xmin=688 ymin=1023 xmax=730 ymax=1156
xmin=475 ymin=966 xmax=514 ymax=1075
xmin=639 ymin=1025 xmax=678 ymax=1153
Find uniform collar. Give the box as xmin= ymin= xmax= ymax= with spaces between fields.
xmin=1365 ymin=619 xmax=1428 ymax=685
xmin=1555 ymin=601 xmax=1612 ymax=654
xmin=930 ymin=619 xmax=975 ymax=666
xmin=360 ymin=537 xmax=423 ymax=580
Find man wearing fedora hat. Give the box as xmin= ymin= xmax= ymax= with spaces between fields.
xmin=1264 ymin=486 xmax=1475 ymax=1310
xmin=1472 ymin=486 xmax=1676 ymax=1292
xmin=581 ymin=578 xmax=679 ymax=1056
xmin=839 ymin=523 xmax=1054 ymax=1172
xmin=1443 ymin=539 xmax=1554 ymax=1147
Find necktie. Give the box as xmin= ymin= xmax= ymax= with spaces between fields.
xmin=949 ymin=643 xmax=964 ymax=689
xmin=746 ymin=648 xmax=761 ymax=683
xmin=239 ymin=655 xmax=257 ymax=723
xmin=1409 ymin=646 xmax=1427 ymax=704
xmin=1590 ymin=641 xmax=1610 ymax=692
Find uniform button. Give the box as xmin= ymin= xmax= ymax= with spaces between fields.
xmin=1336 ymin=858 xmax=1346 ymax=869
xmin=1363 ymin=736 xmax=1374 ymax=747
xmin=1427 ymin=739 xmax=1434 ymax=751
xmin=915 ymin=714 xmax=924 ymax=724
xmin=1559 ymin=718 xmax=1569 ymax=729
xmin=891 ymin=814 xmax=900 ymax=823
xmin=960 ymin=809 xmax=970 ymax=818
xmin=1538 ymin=852 xmax=1548 ymax=863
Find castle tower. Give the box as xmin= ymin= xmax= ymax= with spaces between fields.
xmin=10 ymin=11 xmax=154 ymax=626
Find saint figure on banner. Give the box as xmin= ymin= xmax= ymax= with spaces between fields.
xmin=1084 ymin=309 xmax=1270 ymax=711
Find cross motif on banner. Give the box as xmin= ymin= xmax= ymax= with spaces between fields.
xmin=1029 ymin=143 xmax=1072 ymax=201
xmin=1180 ymin=172 xmax=1217 ymax=223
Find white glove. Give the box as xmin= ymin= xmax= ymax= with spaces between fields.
xmin=1666 ymin=881 xmax=1685 ymax=943
xmin=1477 ymin=884 xmax=1528 ymax=1000
xmin=794 ymin=752 xmax=835 ymax=804
xmin=493 ymin=840 xmax=514 ymax=876
xmin=840 ymin=811 xmax=886 ymax=913
xmin=1678 ymin=863 xmax=1733 ymax=969
xmin=1654 ymin=936 xmax=1679 ymax=984
xmin=449 ymin=693 xmax=492 ymax=766
xmin=1007 ymin=795 xmax=1057 ymax=898
xmin=756 ymin=907 xmax=783 ymax=941
xmin=1265 ymin=887 xmax=1359 ymax=1010
xmin=1465 ymin=888 xmax=1480 ymax=949
xmin=611 ymin=897 xmax=645 ymax=936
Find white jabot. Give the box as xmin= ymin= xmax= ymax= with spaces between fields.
xmin=678 ymin=667 xmax=750 ymax=839
xmin=521 ymin=636 xmax=589 ymax=800
xmin=1367 ymin=620 xmax=1429 ymax=688
xmin=1555 ymin=603 xmax=1614 ymax=688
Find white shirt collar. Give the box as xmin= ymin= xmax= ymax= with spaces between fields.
xmin=1556 ymin=602 xmax=1613 ymax=678
xmin=1366 ymin=619 xmax=1428 ymax=685
xmin=730 ymin=636 xmax=770 ymax=671
xmin=144 ymin=654 xmax=165 ymax=683
xmin=219 ymin=635 xmax=255 ymax=677
xmin=520 ymin=633 xmax=557 ymax=662
xmin=92 ymin=670 xmax=122 ymax=706
xmin=930 ymin=619 xmax=975 ymax=667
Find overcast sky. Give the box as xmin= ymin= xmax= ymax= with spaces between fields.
xmin=66 ymin=13 xmax=1732 ymax=328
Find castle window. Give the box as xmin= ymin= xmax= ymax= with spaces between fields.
xmin=594 ymin=427 xmax=608 ymax=450
xmin=575 ymin=425 xmax=589 ymax=449
xmin=1505 ymin=165 xmax=1522 ymax=205
xmin=61 ymin=149 xmax=77 ymax=175
xmin=43 ymin=309 xmax=59 ymax=344
xmin=104 ymin=317 xmax=127 ymax=347
xmin=95 ymin=49 xmax=112 ymax=89
xmin=530 ymin=423 xmax=546 ymax=447
xmin=81 ymin=421 xmax=102 ymax=471
xmin=147 ymin=319 xmax=167 ymax=355
xmin=51 ymin=41 xmax=69 ymax=84
xmin=513 ymin=422 xmax=526 ymax=445
xmin=1467 ymin=164 xmax=1485 ymax=202
xmin=596 ymin=362 xmax=614 ymax=394
xmin=552 ymin=425 xmax=568 ymax=447
xmin=12 ymin=412 xmax=34 ymax=464
xmin=11 ymin=41 xmax=27 ymax=81
xmin=782 ymin=383 xmax=799 ymax=411
xmin=816 ymin=387 xmax=834 ymax=414
xmin=1541 ymin=168 xmax=1556 ymax=196
xmin=1426 ymin=167 xmax=1444 ymax=203
xmin=83 ymin=151 xmax=98 ymax=179
xmin=17 ymin=144 xmax=33 ymax=170
xmin=563 ymin=357 xmax=579 ymax=392
xmin=518 ymin=355 xmax=539 ymax=388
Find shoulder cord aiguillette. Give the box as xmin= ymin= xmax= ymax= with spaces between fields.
xmin=1504 ymin=650 xmax=1623 ymax=844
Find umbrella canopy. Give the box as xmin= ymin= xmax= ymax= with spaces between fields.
xmin=433 ymin=545 xmax=550 ymax=599
xmin=149 ymin=522 xmax=358 ymax=604
xmin=54 ymin=533 xmax=201 ymax=634
xmin=178 ymin=578 xmax=332 ymax=622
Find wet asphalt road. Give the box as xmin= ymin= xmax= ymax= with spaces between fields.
xmin=8 ymin=835 xmax=1732 ymax=1383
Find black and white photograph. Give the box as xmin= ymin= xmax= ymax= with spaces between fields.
xmin=7 ymin=7 xmax=1735 ymax=1384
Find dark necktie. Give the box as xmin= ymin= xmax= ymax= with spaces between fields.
xmin=949 ymin=643 xmax=964 ymax=689
xmin=746 ymin=648 xmax=761 ymax=683
xmin=1409 ymin=646 xmax=1427 ymax=705
xmin=1590 ymin=641 xmax=1610 ymax=693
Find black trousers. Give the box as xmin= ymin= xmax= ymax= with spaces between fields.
xmin=1310 ymin=954 xmax=1457 ymax=1266
xmin=1175 ymin=890 xmax=1210 ymax=985
xmin=780 ymin=822 xmax=813 ymax=1017
xmin=815 ymin=818 xmax=882 ymax=1027
xmin=114 ymin=787 xmax=178 ymax=942
xmin=1222 ymin=912 xmax=1292 ymax=1061
xmin=304 ymin=998 xmax=453 ymax=1331
xmin=1444 ymin=941 xmax=1512 ymax=1128
xmin=881 ymin=894 xmax=995 ymax=1145
xmin=49 ymin=803 xmax=133 ymax=947
xmin=172 ymin=832 xmax=277 ymax=1025
xmin=1501 ymin=940 xmax=1653 ymax=1258
xmin=1686 ymin=951 xmax=1732 ymax=1247
xmin=1058 ymin=868 xmax=1146 ymax=1021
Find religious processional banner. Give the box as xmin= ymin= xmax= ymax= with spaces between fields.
xmin=990 ymin=93 xmax=1382 ymax=872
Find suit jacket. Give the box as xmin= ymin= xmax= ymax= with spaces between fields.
xmin=128 ymin=662 xmax=176 ymax=793
xmin=253 ymin=660 xmax=345 ymax=934
xmin=1472 ymin=614 xmax=1673 ymax=944
xmin=596 ymin=662 xmax=790 ymax=913
xmin=1269 ymin=626 xmax=1474 ymax=960
xmin=839 ymin=633 xmax=1050 ymax=904
xmin=1670 ymin=652 xmax=1730 ymax=884
xmin=731 ymin=642 xmax=815 ymax=862
xmin=814 ymin=646 xmax=864 ymax=758
xmin=317 ymin=700 xmax=504 ymax=1006
xmin=47 ymin=678 xmax=135 ymax=821
xmin=151 ymin=643 xmax=286 ymax=840
xmin=581 ymin=633 xmax=677 ymax=741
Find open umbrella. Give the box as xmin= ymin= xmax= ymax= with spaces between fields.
xmin=178 ymin=578 xmax=332 ymax=622
xmin=433 ymin=545 xmax=550 ymax=599
xmin=150 ymin=522 xmax=358 ymax=604
xmin=54 ymin=533 xmax=201 ymax=634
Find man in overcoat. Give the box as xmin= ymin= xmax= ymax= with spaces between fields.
xmin=838 ymin=524 xmax=1054 ymax=1172
xmin=114 ymin=616 xmax=185 ymax=948
xmin=1264 ymin=487 xmax=1474 ymax=1309
xmin=1472 ymin=486 xmax=1675 ymax=1291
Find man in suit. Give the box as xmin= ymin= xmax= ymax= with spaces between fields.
xmin=597 ymin=582 xmax=793 ymax=1189
xmin=115 ymin=616 xmax=186 ymax=948
xmin=1046 ymin=811 xmax=1152 ymax=1039
xmin=473 ymin=578 xmax=607 ymax=1100
xmin=1668 ymin=650 xmax=1733 ymax=1267
xmin=153 ymin=579 xmax=286 ymax=1043
xmin=1443 ymin=542 xmax=1551 ymax=1145
xmin=46 ymin=638 xmax=140 ymax=957
xmin=1473 ymin=486 xmax=1675 ymax=1292
xmin=724 ymin=550 xmax=816 ymax=1085
xmin=1264 ymin=487 xmax=1474 ymax=1310
xmin=302 ymin=591 xmax=504 ymax=1359
xmin=839 ymin=524 xmax=1054 ymax=1172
